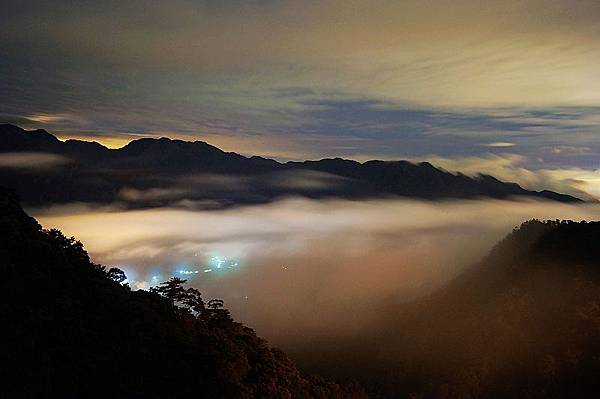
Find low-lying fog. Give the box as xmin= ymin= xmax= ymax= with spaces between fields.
xmin=31 ymin=197 xmax=600 ymax=352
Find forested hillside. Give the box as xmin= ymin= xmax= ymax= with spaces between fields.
xmin=0 ymin=188 xmax=366 ymax=398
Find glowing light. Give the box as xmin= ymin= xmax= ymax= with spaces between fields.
xmin=178 ymin=270 xmax=200 ymax=275
xmin=127 ymin=254 xmax=242 ymax=288
xmin=211 ymin=255 xmax=226 ymax=269
xmin=208 ymin=255 xmax=240 ymax=271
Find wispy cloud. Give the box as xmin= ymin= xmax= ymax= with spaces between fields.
xmin=0 ymin=152 xmax=70 ymax=169
xmin=25 ymin=113 xmax=73 ymax=124
xmin=482 ymin=142 xmax=515 ymax=148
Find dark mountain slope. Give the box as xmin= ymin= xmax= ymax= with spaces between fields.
xmin=0 ymin=189 xmax=366 ymax=398
xmin=294 ymin=220 xmax=600 ymax=398
xmin=0 ymin=124 xmax=580 ymax=207
xmin=286 ymin=158 xmax=540 ymax=199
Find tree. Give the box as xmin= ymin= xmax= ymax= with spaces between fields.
xmin=181 ymin=287 xmax=205 ymax=315
xmin=207 ymin=298 xmax=225 ymax=310
xmin=206 ymin=298 xmax=232 ymax=324
xmin=150 ymin=277 xmax=188 ymax=304
xmin=107 ymin=267 xmax=127 ymax=283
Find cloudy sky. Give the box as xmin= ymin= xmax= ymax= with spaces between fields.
xmin=2 ymin=0 xmax=600 ymax=187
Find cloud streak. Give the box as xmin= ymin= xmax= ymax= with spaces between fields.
xmin=0 ymin=152 xmax=70 ymax=169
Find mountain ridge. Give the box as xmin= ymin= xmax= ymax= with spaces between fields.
xmin=0 ymin=124 xmax=581 ymax=207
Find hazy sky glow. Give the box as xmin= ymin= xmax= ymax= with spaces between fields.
xmin=2 ymin=1 xmax=600 ymax=171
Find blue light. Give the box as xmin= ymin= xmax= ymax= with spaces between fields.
xmin=208 ymin=255 xmax=240 ymax=271
xmin=178 ymin=270 xmax=200 ymax=275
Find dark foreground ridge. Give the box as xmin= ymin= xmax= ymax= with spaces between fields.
xmin=0 ymin=124 xmax=580 ymax=207
xmin=0 ymin=188 xmax=366 ymax=398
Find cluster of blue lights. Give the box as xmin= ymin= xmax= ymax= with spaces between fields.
xmin=122 ymin=254 xmax=241 ymax=290
xmin=178 ymin=270 xmax=200 ymax=275
xmin=174 ymin=255 xmax=240 ymax=277
xmin=209 ymin=255 xmax=239 ymax=270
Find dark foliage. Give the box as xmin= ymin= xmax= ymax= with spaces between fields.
xmin=0 ymin=189 xmax=367 ymax=399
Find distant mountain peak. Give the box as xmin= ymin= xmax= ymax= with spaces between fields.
xmin=121 ymin=135 xmax=224 ymax=153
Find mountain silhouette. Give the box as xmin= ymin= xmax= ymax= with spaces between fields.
xmin=0 ymin=188 xmax=366 ymax=398
xmin=0 ymin=124 xmax=580 ymax=207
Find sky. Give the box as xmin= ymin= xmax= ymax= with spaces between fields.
xmin=2 ymin=0 xmax=600 ymax=190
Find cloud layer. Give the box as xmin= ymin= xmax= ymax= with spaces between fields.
xmin=33 ymin=197 xmax=600 ymax=346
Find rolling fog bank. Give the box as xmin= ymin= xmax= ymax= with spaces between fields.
xmin=31 ymin=198 xmax=600 ymax=347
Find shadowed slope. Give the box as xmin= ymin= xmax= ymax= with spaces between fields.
xmin=291 ymin=220 xmax=600 ymax=398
